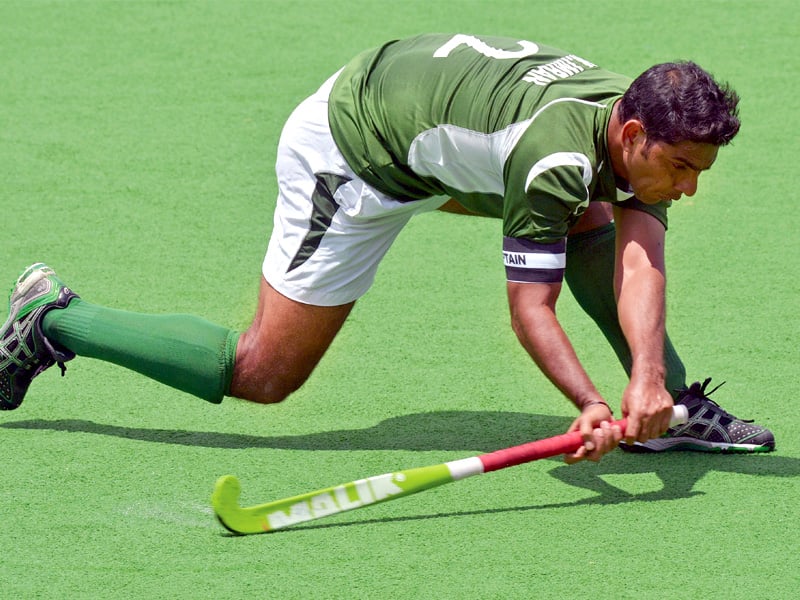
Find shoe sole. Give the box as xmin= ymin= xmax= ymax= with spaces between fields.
xmin=621 ymin=438 xmax=775 ymax=453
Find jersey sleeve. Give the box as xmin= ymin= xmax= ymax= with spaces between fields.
xmin=615 ymin=195 xmax=670 ymax=229
xmin=501 ymin=137 xmax=595 ymax=283
xmin=503 ymin=154 xmax=593 ymax=242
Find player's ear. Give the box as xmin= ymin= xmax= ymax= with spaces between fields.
xmin=620 ymin=119 xmax=646 ymax=152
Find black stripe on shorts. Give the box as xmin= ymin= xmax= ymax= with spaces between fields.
xmin=288 ymin=172 xmax=351 ymax=273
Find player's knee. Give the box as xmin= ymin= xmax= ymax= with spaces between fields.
xmin=245 ymin=375 xmax=305 ymax=405
xmin=244 ymin=389 xmax=289 ymax=405
xmin=232 ymin=357 xmax=312 ymax=404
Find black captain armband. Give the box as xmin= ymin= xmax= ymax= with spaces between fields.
xmin=503 ymin=237 xmax=566 ymax=283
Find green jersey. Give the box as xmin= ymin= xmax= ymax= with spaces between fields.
xmin=328 ymin=33 xmax=669 ymax=283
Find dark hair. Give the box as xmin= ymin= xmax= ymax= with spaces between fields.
xmin=618 ymin=61 xmax=740 ymax=146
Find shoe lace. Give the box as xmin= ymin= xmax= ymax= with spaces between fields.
xmin=40 ymin=334 xmax=70 ymax=377
xmin=678 ymin=377 xmax=754 ymax=423
xmin=2 ymin=317 xmax=71 ymax=379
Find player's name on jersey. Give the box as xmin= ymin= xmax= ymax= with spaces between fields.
xmin=522 ymin=54 xmax=598 ymax=86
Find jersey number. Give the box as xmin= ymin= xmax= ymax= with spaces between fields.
xmin=433 ymin=34 xmax=539 ymax=60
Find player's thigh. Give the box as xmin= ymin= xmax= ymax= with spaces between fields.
xmin=249 ymin=277 xmax=353 ymax=364
xmin=231 ymin=278 xmax=354 ymax=402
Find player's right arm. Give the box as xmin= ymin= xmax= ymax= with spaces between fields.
xmin=506 ymin=280 xmax=622 ymax=461
xmin=507 ymin=281 xmax=599 ymax=407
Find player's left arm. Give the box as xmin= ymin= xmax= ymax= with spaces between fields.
xmin=612 ymin=205 xmax=675 ymax=443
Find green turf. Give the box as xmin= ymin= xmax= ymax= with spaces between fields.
xmin=1 ymin=1 xmax=798 ymax=598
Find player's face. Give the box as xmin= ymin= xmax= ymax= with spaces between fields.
xmin=627 ymin=139 xmax=719 ymax=205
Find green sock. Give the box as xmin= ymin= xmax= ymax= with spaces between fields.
xmin=42 ymin=299 xmax=239 ymax=403
xmin=565 ymin=223 xmax=687 ymax=398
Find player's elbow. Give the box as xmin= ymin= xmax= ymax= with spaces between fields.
xmin=507 ymin=281 xmax=560 ymax=342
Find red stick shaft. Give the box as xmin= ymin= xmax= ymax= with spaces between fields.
xmin=478 ymin=417 xmax=630 ymax=473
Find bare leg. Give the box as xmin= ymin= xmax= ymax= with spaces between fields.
xmin=230 ymin=278 xmax=354 ymax=404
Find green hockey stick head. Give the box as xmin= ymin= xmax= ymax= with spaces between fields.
xmin=212 ymin=464 xmax=457 ymax=535
xmin=212 ymin=475 xmax=249 ymax=535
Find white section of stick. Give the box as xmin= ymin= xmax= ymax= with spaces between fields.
xmin=445 ymin=456 xmax=485 ymax=480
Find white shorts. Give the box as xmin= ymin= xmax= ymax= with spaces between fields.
xmin=262 ymin=71 xmax=447 ymax=306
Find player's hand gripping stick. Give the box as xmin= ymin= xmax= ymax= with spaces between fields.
xmin=212 ymin=405 xmax=689 ymax=534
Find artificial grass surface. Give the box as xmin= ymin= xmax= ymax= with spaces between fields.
xmin=1 ymin=1 xmax=798 ymax=598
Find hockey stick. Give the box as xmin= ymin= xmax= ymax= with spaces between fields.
xmin=212 ymin=405 xmax=688 ymax=535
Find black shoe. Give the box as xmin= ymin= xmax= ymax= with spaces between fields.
xmin=619 ymin=378 xmax=775 ymax=453
xmin=0 ymin=263 xmax=79 ymax=410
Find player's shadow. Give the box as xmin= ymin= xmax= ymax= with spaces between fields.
xmin=1 ymin=410 xmax=574 ymax=452
xmin=3 ymin=411 xmax=797 ymax=510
